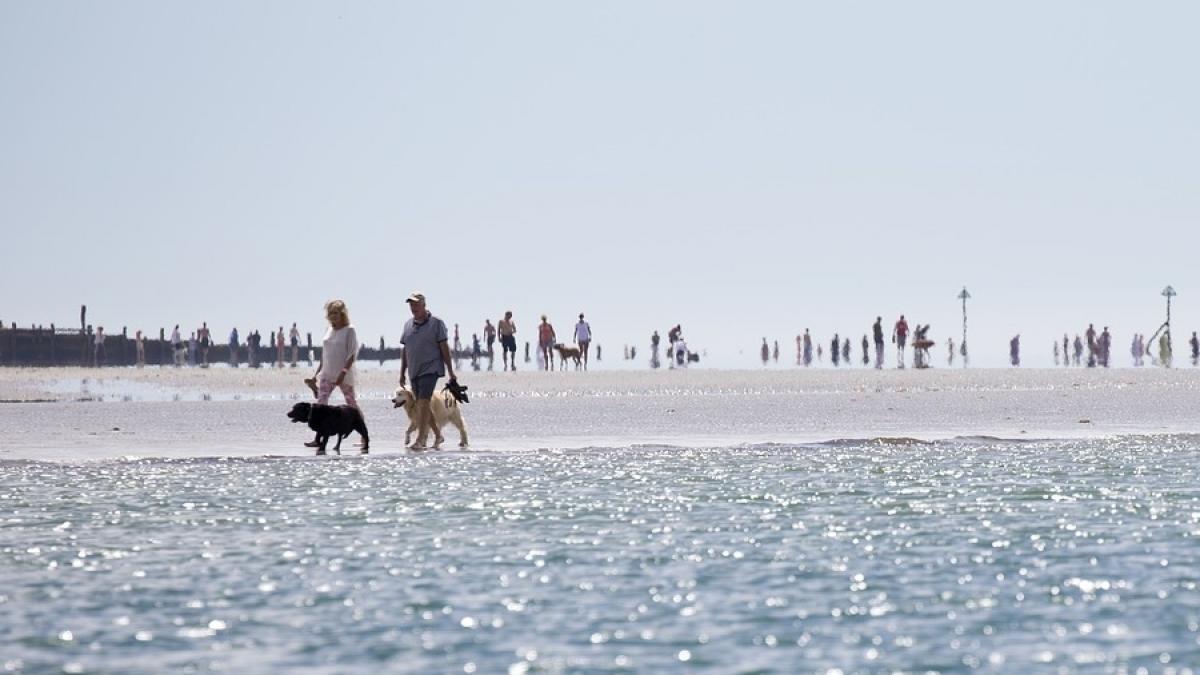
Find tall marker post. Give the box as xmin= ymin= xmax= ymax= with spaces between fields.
xmin=958 ymin=286 xmax=970 ymax=367
xmin=1163 ymin=285 xmax=1176 ymax=363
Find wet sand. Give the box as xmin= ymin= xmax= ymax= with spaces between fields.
xmin=2 ymin=366 xmax=1199 ymax=462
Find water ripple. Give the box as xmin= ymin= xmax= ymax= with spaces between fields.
xmin=2 ymin=437 xmax=1199 ymax=671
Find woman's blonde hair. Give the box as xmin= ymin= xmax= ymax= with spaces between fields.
xmin=325 ymin=299 xmax=349 ymax=324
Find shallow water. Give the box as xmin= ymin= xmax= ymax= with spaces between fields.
xmin=4 ymin=436 xmax=1200 ymax=673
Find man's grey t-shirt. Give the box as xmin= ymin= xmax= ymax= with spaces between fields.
xmin=401 ymin=314 xmax=448 ymax=379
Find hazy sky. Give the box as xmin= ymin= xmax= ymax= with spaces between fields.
xmin=3 ymin=1 xmax=1198 ymax=367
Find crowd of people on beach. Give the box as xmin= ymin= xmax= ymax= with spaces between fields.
xmin=759 ymin=315 xmax=959 ymax=370
xmin=448 ymin=311 xmax=599 ymax=372
xmin=113 ymin=322 xmax=312 ymax=369
xmin=755 ymin=316 xmax=1199 ymax=370
xmin=108 ymin=309 xmax=612 ymax=375
xmin=87 ymin=309 xmax=1200 ymax=371
xmin=1048 ymin=325 xmax=1197 ymax=368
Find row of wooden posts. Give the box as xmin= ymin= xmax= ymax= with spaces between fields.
xmin=0 ymin=324 xmax=407 ymax=367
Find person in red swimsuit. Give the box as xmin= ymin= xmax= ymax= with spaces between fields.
xmin=538 ymin=316 xmax=556 ymax=371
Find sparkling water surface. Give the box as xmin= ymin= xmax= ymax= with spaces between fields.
xmin=4 ymin=436 xmax=1200 ymax=673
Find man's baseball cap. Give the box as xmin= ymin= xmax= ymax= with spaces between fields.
xmin=405 ymin=292 xmax=426 ymax=304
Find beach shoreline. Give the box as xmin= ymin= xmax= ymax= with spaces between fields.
xmin=3 ymin=366 xmax=1199 ymax=462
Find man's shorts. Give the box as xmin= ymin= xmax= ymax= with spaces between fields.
xmin=501 ymin=335 xmax=517 ymax=353
xmin=412 ymin=374 xmax=439 ymax=401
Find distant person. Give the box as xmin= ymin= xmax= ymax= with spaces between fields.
xmin=574 ymin=314 xmax=592 ymax=369
xmin=290 ymin=323 xmax=300 ymax=366
xmin=872 ymin=317 xmax=885 ymax=369
xmin=229 ymin=327 xmax=240 ymax=367
xmin=499 ymin=311 xmax=517 ymax=371
xmin=1053 ymin=341 xmax=1060 ymax=366
xmin=1073 ymin=335 xmax=1083 ymax=366
xmin=802 ymin=329 xmax=813 ymax=366
xmin=453 ymin=324 xmax=462 ymax=355
xmin=795 ymin=335 xmax=803 ymax=365
xmin=471 ymin=334 xmax=481 ymax=364
xmin=1086 ymin=323 xmax=1097 ymax=367
xmin=188 ymin=332 xmax=197 ymax=367
xmin=772 ymin=340 xmax=780 ymax=364
xmin=1191 ymin=331 xmax=1199 ymax=366
xmin=817 ymin=343 xmax=823 ymax=363
xmin=760 ymin=338 xmax=769 ymax=366
xmin=93 ymin=326 xmax=106 ymax=367
xmin=947 ymin=337 xmax=955 ymax=366
xmin=484 ymin=319 xmax=496 ymax=357
xmin=275 ymin=327 xmax=286 ymax=368
xmin=668 ymin=325 xmax=681 ymax=359
xmin=538 ymin=316 xmax=556 ymax=371
xmin=135 ymin=329 xmax=145 ymax=368
xmin=651 ymin=330 xmax=661 ymax=359
xmin=893 ymin=315 xmax=909 ymax=368
xmin=524 ymin=341 xmax=531 ymax=364
xmin=831 ymin=334 xmax=840 ymax=367
xmin=170 ymin=324 xmax=184 ymax=368
xmin=1010 ymin=334 xmax=1021 ymax=367
xmin=1063 ymin=334 xmax=1070 ymax=368
xmin=1160 ymin=333 xmax=1172 ymax=368
xmin=400 ymin=292 xmax=457 ymax=449
xmin=842 ymin=337 xmax=851 ymax=365
xmin=252 ymin=330 xmax=262 ymax=368
xmin=674 ymin=335 xmax=689 ymax=367
xmin=199 ymin=322 xmax=211 ymax=366
xmin=1131 ymin=334 xmax=1142 ymax=367
xmin=861 ymin=335 xmax=869 ymax=366
xmin=306 ymin=332 xmax=313 ymax=365
xmin=1100 ymin=327 xmax=1112 ymax=368
xmin=912 ymin=324 xmax=931 ymax=368
xmin=597 ymin=344 xmax=602 ymax=361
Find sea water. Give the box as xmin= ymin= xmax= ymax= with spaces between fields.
xmin=3 ymin=434 xmax=1200 ymax=672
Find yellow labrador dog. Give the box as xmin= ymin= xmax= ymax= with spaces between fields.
xmin=553 ymin=343 xmax=582 ymax=370
xmin=391 ymin=385 xmax=469 ymax=448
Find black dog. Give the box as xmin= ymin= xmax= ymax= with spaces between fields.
xmin=287 ymin=402 xmax=369 ymax=455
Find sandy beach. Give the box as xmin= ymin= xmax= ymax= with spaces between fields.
xmin=3 ymin=366 xmax=1199 ymax=461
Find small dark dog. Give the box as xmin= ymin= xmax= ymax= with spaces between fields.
xmin=287 ymin=402 xmax=369 ymax=455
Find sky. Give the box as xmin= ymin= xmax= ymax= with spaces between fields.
xmin=2 ymin=1 xmax=1198 ymax=367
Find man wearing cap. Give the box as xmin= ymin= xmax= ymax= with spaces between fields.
xmin=400 ymin=292 xmax=457 ymax=449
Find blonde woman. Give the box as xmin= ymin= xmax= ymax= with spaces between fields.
xmin=305 ymin=300 xmax=361 ymax=413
